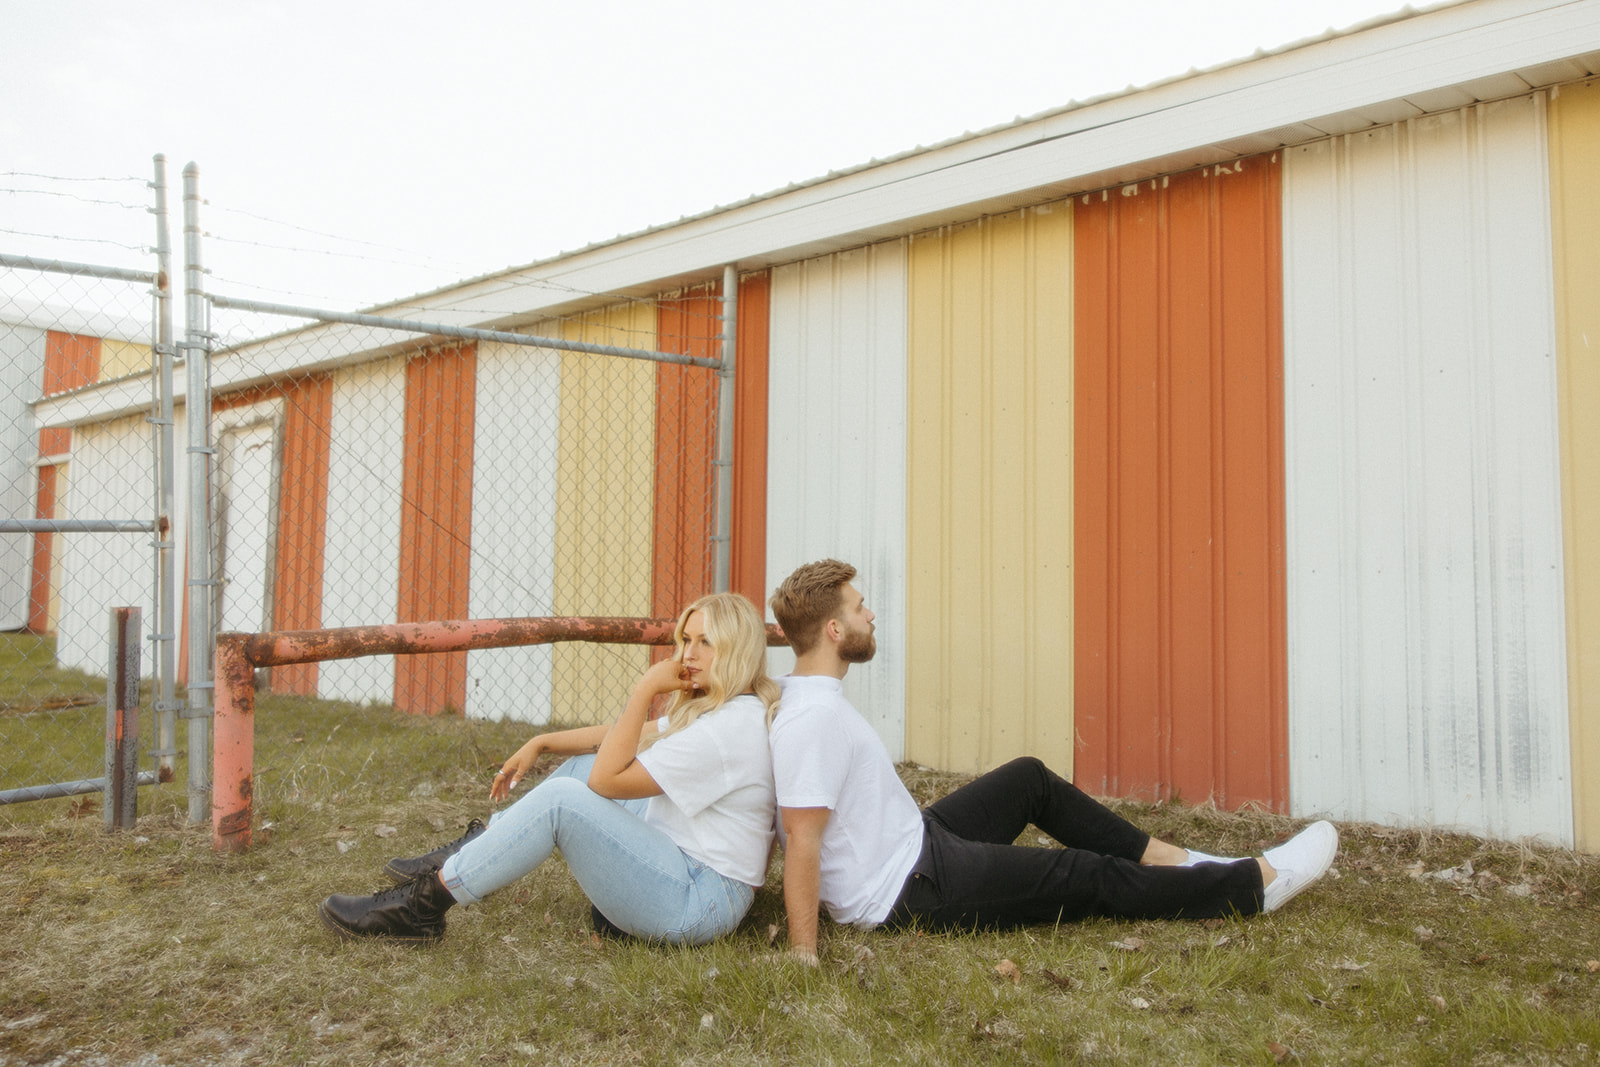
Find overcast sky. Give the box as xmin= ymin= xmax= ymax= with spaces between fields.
xmin=4 ymin=0 xmax=1427 ymax=314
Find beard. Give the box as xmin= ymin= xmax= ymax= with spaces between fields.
xmin=838 ymin=624 xmax=877 ymax=664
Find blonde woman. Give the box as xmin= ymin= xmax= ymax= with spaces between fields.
xmin=319 ymin=592 xmax=779 ymax=945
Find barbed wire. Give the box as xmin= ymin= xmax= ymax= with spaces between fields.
xmin=0 ymin=171 xmax=145 ymax=185
xmin=0 ymin=187 xmax=152 ymax=212
xmin=0 ymin=226 xmax=149 ymax=254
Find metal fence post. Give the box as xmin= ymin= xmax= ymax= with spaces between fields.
xmin=150 ymin=154 xmax=178 ymax=786
xmin=713 ymin=265 xmax=737 ymax=593
xmin=104 ymin=607 xmax=141 ymax=832
xmin=212 ymin=632 xmax=253 ymax=852
xmin=183 ymin=162 xmax=215 ymax=824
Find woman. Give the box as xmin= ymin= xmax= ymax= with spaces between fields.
xmin=318 ymin=591 xmax=780 ymax=945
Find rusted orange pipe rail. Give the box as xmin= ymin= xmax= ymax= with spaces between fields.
xmin=214 ymin=616 xmax=788 ymax=851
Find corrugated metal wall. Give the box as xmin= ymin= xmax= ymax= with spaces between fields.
xmin=904 ymin=207 xmax=1075 ymax=774
xmin=269 ymin=376 xmax=332 ymax=696
xmin=731 ymin=271 xmax=771 ymax=608
xmin=653 ymin=287 xmax=720 ymax=619
xmin=320 ymin=357 xmax=407 ymax=704
xmin=766 ymin=243 xmax=909 ymax=756
xmin=395 ymin=345 xmax=477 ymax=715
xmin=1283 ymin=96 xmax=1573 ymax=843
xmin=1549 ymin=78 xmax=1600 ymax=852
xmin=552 ymin=305 xmax=655 ymax=722
xmin=1074 ymin=157 xmax=1288 ymax=811
xmin=466 ymin=337 xmax=562 ymax=722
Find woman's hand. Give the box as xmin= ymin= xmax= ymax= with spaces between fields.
xmin=638 ymin=653 xmax=699 ymax=700
xmin=490 ymin=736 xmax=545 ymax=801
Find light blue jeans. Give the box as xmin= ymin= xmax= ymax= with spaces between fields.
xmin=438 ymin=755 xmax=754 ymax=945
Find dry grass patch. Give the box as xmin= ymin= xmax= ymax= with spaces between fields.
xmin=2 ymin=696 xmax=1598 ymax=1065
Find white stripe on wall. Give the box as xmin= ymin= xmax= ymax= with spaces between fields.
xmin=1284 ymin=93 xmax=1573 ymax=844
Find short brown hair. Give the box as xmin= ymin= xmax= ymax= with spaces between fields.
xmin=770 ymin=559 xmax=857 ymax=656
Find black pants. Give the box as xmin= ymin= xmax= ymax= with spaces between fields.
xmin=883 ymin=757 xmax=1263 ymax=930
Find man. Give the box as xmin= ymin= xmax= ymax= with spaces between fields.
xmin=766 ymin=559 xmax=1337 ymax=963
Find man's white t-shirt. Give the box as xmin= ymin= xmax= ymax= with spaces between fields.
xmin=636 ymin=694 xmax=775 ymax=887
xmin=769 ymin=674 xmax=923 ymax=927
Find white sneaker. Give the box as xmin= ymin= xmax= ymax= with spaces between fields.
xmin=1261 ymin=820 xmax=1338 ymax=913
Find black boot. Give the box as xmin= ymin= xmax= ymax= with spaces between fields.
xmin=319 ymin=866 xmax=455 ymax=942
xmin=383 ymin=818 xmax=486 ymax=883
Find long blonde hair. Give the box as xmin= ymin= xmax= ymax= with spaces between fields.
xmin=637 ymin=592 xmax=781 ymax=751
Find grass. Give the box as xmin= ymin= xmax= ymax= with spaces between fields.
xmin=2 ymin=680 xmax=1598 ymax=1065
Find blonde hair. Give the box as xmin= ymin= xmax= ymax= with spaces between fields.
xmin=637 ymin=591 xmax=781 ymax=750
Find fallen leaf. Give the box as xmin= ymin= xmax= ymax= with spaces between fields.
xmin=1041 ymin=968 xmax=1080 ymax=991
xmin=1333 ymin=959 xmax=1367 ymax=972
xmin=1267 ymin=1041 xmax=1295 ymax=1063
xmin=1431 ymin=995 xmax=1447 ymax=1012
xmin=1468 ymin=953 xmax=1491 ymax=966
xmin=335 ymin=840 xmax=355 ymax=854
xmin=1413 ymin=926 xmax=1435 ymax=942
xmin=1587 ymin=960 xmax=1600 ymax=974
xmin=1111 ymin=937 xmax=1145 ymax=952
xmin=994 ymin=959 xmax=1020 ymax=984
xmin=1213 ymin=935 xmax=1232 ymax=948
xmin=1129 ymin=996 xmax=1152 ymax=1010
xmin=1503 ymin=882 xmax=1535 ymax=898
xmin=373 ymin=824 xmax=398 ymax=838
xmin=500 ymin=935 xmax=518 ymax=946
xmin=699 ymin=1013 xmax=714 ymax=1031
xmin=766 ymin=924 xmax=780 ymax=946
xmin=543 ymin=911 xmax=554 ymax=926
xmin=852 ymin=945 xmax=876 ymax=967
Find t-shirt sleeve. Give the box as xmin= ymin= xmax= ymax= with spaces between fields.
xmin=769 ymin=702 xmax=848 ymax=810
xmin=635 ymin=712 xmax=733 ymax=819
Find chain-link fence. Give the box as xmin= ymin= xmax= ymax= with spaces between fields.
xmin=3 ymin=162 xmax=732 ymax=831
xmin=0 ymin=210 xmax=174 ymax=815
xmin=194 ymin=283 xmax=730 ymax=818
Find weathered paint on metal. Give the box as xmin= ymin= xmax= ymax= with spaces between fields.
xmin=731 ymin=271 xmax=772 ymax=608
xmin=212 ymin=631 xmax=255 ymax=852
xmin=1547 ymin=79 xmax=1600 ymax=851
xmin=904 ymin=206 xmax=1075 ymax=775
xmin=1074 ymin=156 xmax=1288 ymax=812
xmin=211 ymin=617 xmax=788 ymax=850
xmin=766 ymin=243 xmax=909 ymax=758
xmin=396 ymin=345 xmax=477 ymax=714
xmin=1283 ymin=96 xmax=1572 ymax=843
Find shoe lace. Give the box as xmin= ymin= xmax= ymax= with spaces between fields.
xmin=430 ymin=818 xmax=484 ymax=854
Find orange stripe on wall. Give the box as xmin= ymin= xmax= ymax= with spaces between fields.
xmin=29 ymin=332 xmax=101 ymax=635
xmin=271 ymin=376 xmax=332 ymax=694
xmin=731 ymin=271 xmax=771 ymax=608
xmin=1073 ymin=158 xmax=1288 ymax=812
xmin=208 ymin=376 xmax=334 ymax=693
xmin=395 ymin=345 xmax=476 ymax=714
xmin=652 ymin=288 xmax=720 ymax=618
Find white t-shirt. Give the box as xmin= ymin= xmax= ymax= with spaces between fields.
xmin=769 ymin=674 xmax=924 ymax=927
xmin=636 ymin=693 xmax=775 ymax=887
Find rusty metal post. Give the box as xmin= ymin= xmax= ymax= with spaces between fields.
xmin=212 ymin=632 xmax=254 ymax=852
xmin=104 ymin=608 xmax=141 ymax=832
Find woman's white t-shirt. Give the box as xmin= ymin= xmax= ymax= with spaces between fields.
xmin=636 ymin=693 xmax=775 ymax=887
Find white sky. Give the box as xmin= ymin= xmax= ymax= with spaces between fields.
xmin=3 ymin=0 xmax=1425 ymax=314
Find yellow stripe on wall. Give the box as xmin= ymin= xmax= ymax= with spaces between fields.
xmin=551 ymin=305 xmax=657 ymax=723
xmin=1549 ymin=80 xmax=1600 ymax=852
xmin=906 ymin=205 xmax=1075 ymax=773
